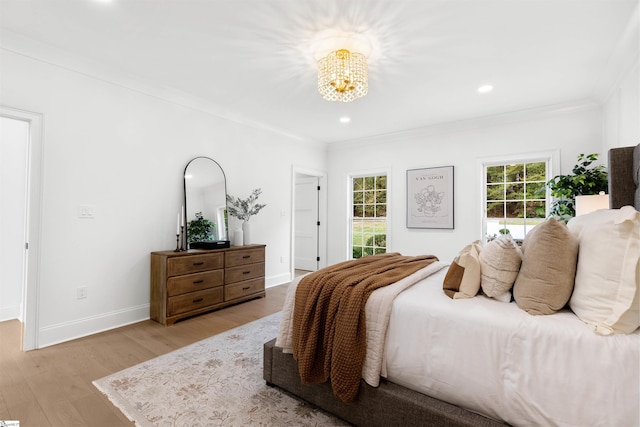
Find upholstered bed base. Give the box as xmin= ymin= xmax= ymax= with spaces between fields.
xmin=263 ymin=339 xmax=505 ymax=426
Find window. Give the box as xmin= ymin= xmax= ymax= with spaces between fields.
xmin=351 ymin=174 xmax=387 ymax=259
xmin=482 ymin=155 xmax=554 ymax=244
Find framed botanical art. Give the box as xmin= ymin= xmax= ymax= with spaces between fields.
xmin=406 ymin=165 xmax=454 ymax=229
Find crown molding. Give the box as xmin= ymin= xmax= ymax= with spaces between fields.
xmin=328 ymin=99 xmax=600 ymax=151
xmin=0 ymin=29 xmax=326 ymax=149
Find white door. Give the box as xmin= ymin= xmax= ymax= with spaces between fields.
xmin=295 ymin=175 xmax=319 ymax=271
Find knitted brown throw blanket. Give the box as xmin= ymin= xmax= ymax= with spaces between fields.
xmin=292 ymin=252 xmax=438 ymax=403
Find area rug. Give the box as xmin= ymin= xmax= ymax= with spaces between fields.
xmin=93 ymin=312 xmax=348 ymax=426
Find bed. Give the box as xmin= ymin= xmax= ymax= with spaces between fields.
xmin=263 ymin=143 xmax=640 ymax=427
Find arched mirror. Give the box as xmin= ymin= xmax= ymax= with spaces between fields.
xmin=184 ymin=157 xmax=230 ymax=249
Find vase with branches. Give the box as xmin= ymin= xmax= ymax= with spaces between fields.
xmin=226 ymin=188 xmax=266 ymax=245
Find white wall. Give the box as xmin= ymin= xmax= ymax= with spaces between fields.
xmin=603 ymin=59 xmax=639 ymax=150
xmin=326 ymin=104 xmax=604 ymax=266
xmin=0 ymin=49 xmax=326 ymax=347
xmin=601 ymin=4 xmax=639 ymax=151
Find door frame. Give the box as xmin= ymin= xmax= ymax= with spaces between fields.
xmin=1 ymin=106 xmax=44 ymax=351
xmin=291 ymin=166 xmax=327 ymax=280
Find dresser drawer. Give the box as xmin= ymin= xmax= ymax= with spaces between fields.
xmin=225 ymin=262 xmax=264 ymax=284
xmin=224 ymin=278 xmax=265 ymax=301
xmin=167 ymin=270 xmax=223 ymax=297
xmin=225 ymin=247 xmax=265 ymax=268
xmin=168 ymin=287 xmax=223 ymax=316
xmin=167 ymin=253 xmax=224 ymax=277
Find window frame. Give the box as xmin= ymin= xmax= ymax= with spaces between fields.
xmin=347 ymin=169 xmax=390 ymax=260
xmin=478 ymin=150 xmax=559 ymax=244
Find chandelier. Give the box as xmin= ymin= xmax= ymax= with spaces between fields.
xmin=317 ymin=48 xmax=368 ymax=102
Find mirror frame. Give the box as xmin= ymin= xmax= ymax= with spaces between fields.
xmin=183 ymin=156 xmax=230 ymax=250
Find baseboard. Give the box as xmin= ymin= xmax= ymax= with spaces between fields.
xmin=38 ymin=304 xmax=150 ymax=349
xmin=0 ymin=304 xmax=22 ymax=322
xmin=266 ymin=273 xmax=291 ymax=288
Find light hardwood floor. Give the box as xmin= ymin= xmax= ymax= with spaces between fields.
xmin=0 ymin=284 xmax=289 ymax=427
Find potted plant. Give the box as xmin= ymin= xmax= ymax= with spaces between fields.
xmin=187 ymin=212 xmax=216 ymax=244
xmin=226 ymin=188 xmax=266 ymax=245
xmin=546 ymin=153 xmax=608 ymax=222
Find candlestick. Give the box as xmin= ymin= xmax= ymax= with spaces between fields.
xmin=174 ymin=233 xmax=180 ymax=252
xmin=180 ymin=225 xmax=185 ymax=251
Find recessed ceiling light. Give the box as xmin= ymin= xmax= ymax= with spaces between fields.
xmin=339 ymin=116 xmax=351 ymax=124
xmin=478 ymin=85 xmax=494 ymax=94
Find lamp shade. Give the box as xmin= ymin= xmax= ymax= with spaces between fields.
xmin=575 ymin=193 xmax=609 ymax=216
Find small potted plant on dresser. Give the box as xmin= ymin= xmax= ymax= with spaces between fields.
xmin=187 ymin=211 xmax=216 ymax=242
xmin=226 ymin=188 xmax=266 ymax=246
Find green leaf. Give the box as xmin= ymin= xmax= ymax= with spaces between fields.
xmin=546 ymin=153 xmax=607 ymax=221
xmin=226 ymin=188 xmax=267 ymax=221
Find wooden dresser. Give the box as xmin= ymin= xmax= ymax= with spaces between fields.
xmin=150 ymin=244 xmax=265 ymax=325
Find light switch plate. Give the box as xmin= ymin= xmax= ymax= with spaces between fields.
xmin=78 ymin=205 xmax=95 ymax=219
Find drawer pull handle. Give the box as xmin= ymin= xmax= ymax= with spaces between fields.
xmin=193 ymin=262 xmax=204 ymax=266
xmin=193 ymin=280 xmax=204 ymax=284
xmin=193 ymin=298 xmax=204 ymax=303
xmin=242 ymin=255 xmax=251 ymax=259
xmin=242 ymin=286 xmax=250 ymax=291
xmin=243 ymin=271 xmax=250 ymax=275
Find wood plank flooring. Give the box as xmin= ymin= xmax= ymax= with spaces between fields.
xmin=0 ymin=284 xmax=289 ymax=427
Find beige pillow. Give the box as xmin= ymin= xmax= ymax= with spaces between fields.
xmin=443 ymin=241 xmax=482 ymax=299
xmin=480 ymin=234 xmax=522 ymax=302
xmin=568 ymin=206 xmax=640 ymax=335
xmin=513 ymin=218 xmax=578 ymax=315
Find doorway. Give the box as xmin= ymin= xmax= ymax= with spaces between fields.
xmin=0 ymin=107 xmax=43 ymax=351
xmin=294 ymin=175 xmax=319 ymax=272
xmin=292 ymin=168 xmax=326 ymax=279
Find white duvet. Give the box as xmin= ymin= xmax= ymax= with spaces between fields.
xmin=385 ymin=268 xmax=640 ymax=427
xmin=277 ymin=265 xmax=640 ymax=426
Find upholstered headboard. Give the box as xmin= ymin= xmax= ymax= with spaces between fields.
xmin=608 ymin=143 xmax=640 ymax=211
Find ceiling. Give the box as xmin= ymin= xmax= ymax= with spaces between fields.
xmin=0 ymin=0 xmax=637 ymax=144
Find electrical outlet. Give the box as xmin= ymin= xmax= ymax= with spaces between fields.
xmin=280 ymin=256 xmax=284 ymax=263
xmin=77 ymin=287 xmax=88 ymax=299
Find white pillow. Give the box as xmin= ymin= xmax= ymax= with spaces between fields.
xmin=480 ymin=234 xmax=522 ymax=302
xmin=568 ymin=206 xmax=640 ymax=335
